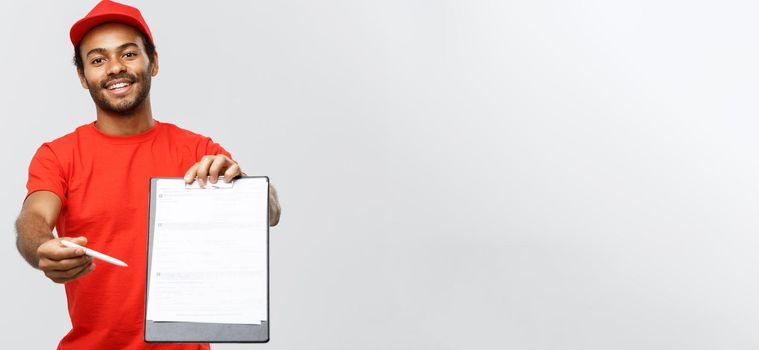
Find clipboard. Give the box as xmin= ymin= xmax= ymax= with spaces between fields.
xmin=144 ymin=176 xmax=270 ymax=343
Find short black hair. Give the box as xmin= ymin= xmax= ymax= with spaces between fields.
xmin=73 ymin=31 xmax=155 ymax=73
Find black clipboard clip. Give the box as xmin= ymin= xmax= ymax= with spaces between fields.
xmin=185 ymin=176 xmax=235 ymax=189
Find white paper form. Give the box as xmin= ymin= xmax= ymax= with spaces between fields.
xmin=146 ymin=178 xmax=268 ymax=324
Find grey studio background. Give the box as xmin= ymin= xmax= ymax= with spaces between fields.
xmin=2 ymin=0 xmax=759 ymax=349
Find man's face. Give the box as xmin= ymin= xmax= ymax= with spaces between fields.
xmin=77 ymin=23 xmax=158 ymax=115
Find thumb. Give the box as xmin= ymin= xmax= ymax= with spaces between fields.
xmin=70 ymin=236 xmax=88 ymax=246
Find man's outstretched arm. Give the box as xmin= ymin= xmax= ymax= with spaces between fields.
xmin=15 ymin=191 xmax=94 ymax=283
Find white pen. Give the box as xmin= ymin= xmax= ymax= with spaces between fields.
xmin=60 ymin=240 xmax=128 ymax=267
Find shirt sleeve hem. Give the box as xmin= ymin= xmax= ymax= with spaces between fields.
xmin=24 ymin=188 xmax=67 ymax=208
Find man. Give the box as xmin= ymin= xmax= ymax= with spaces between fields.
xmin=14 ymin=1 xmax=281 ymax=349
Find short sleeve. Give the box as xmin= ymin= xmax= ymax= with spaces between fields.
xmin=199 ymin=137 xmax=233 ymax=160
xmin=26 ymin=143 xmax=68 ymax=206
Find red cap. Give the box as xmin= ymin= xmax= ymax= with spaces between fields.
xmin=69 ymin=0 xmax=154 ymax=48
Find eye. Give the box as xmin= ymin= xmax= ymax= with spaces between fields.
xmin=91 ymin=57 xmax=103 ymax=65
xmin=124 ymin=52 xmax=137 ymax=58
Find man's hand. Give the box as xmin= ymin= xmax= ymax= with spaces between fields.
xmin=183 ymin=154 xmax=282 ymax=226
xmin=184 ymin=154 xmax=242 ymax=186
xmin=37 ymin=236 xmax=95 ymax=284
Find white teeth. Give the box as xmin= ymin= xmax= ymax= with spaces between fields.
xmin=109 ymin=82 xmax=129 ymax=90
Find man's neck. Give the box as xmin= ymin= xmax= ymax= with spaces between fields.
xmin=94 ymin=97 xmax=155 ymax=136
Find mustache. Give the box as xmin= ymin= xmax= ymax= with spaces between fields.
xmin=101 ymin=73 xmax=137 ymax=88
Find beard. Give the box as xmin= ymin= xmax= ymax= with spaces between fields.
xmin=87 ymin=68 xmax=151 ymax=115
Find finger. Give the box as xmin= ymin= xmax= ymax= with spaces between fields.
xmin=47 ymin=263 xmax=94 ymax=284
xmin=184 ymin=163 xmax=200 ymax=184
xmin=208 ymin=156 xmax=229 ymax=184
xmin=53 ymin=236 xmax=88 ymax=258
xmin=46 ymin=261 xmax=94 ymax=282
xmin=40 ymin=242 xmax=85 ymax=261
xmin=69 ymin=236 xmax=88 ymax=246
xmin=195 ymin=156 xmax=216 ymax=187
xmin=69 ymin=262 xmax=96 ymax=281
xmin=45 ymin=261 xmax=90 ymax=279
xmin=222 ymin=163 xmax=241 ymax=182
xmin=45 ymin=255 xmax=92 ymax=272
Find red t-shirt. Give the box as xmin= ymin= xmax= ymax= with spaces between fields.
xmin=26 ymin=120 xmax=231 ymax=350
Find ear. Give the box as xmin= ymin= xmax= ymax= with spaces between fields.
xmin=150 ymin=51 xmax=159 ymax=76
xmin=77 ymin=69 xmax=89 ymax=90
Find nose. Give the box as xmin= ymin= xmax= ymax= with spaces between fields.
xmin=106 ymin=57 xmax=127 ymax=76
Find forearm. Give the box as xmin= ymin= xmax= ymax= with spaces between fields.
xmin=15 ymin=211 xmax=55 ymax=269
xmin=269 ymin=183 xmax=281 ymax=226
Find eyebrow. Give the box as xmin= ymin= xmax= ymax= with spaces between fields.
xmin=85 ymin=42 xmax=140 ymax=58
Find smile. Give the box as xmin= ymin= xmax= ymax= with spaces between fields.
xmin=108 ymin=82 xmax=130 ymax=90
xmin=105 ymin=80 xmax=133 ymax=95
